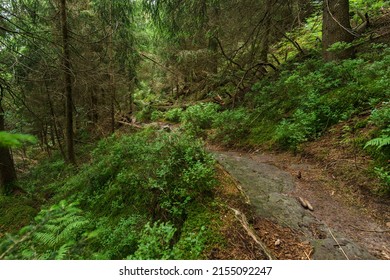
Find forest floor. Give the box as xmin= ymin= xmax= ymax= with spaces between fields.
xmin=207 ymin=120 xmax=390 ymax=260
xmin=130 ymin=119 xmax=390 ymax=260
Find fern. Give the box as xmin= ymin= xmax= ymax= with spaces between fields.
xmin=55 ymin=243 xmax=71 ymax=260
xmin=364 ymin=135 xmax=390 ymax=149
xmin=0 ymin=200 xmax=90 ymax=260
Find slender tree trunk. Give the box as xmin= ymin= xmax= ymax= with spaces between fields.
xmin=109 ymin=2 xmax=116 ymax=134
xmin=90 ymin=90 xmax=99 ymax=125
xmin=60 ymin=0 xmax=75 ymax=164
xmin=42 ymin=123 xmax=51 ymax=156
xmin=322 ymin=0 xmax=354 ymax=61
xmin=46 ymin=86 xmax=65 ymax=159
xmin=0 ymin=100 xmax=17 ymax=195
xmin=207 ymin=4 xmax=220 ymax=75
xmin=259 ymin=0 xmax=272 ymax=74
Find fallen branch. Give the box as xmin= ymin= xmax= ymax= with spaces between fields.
xmin=229 ymin=207 xmax=275 ymax=260
xmin=116 ymin=120 xmax=143 ymax=129
xmin=328 ymin=228 xmax=350 ymax=260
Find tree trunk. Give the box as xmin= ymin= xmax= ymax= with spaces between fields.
xmin=46 ymin=85 xmax=65 ymax=159
xmin=109 ymin=1 xmax=116 ymax=134
xmin=60 ymin=0 xmax=75 ymax=164
xmin=0 ymin=101 xmax=17 ymax=195
xmin=322 ymin=0 xmax=354 ymax=61
xmin=260 ymin=0 xmax=272 ymax=63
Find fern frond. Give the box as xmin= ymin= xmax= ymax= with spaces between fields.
xmin=55 ymin=243 xmax=71 ymax=260
xmin=364 ymin=135 xmax=390 ymax=149
xmin=34 ymin=232 xmax=57 ymax=247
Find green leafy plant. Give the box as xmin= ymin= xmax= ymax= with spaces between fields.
xmin=212 ymin=108 xmax=251 ymax=146
xmin=129 ymin=221 xmax=176 ymax=260
xmin=0 ymin=200 xmax=90 ymax=260
xmin=0 ymin=132 xmax=36 ymax=148
xmin=365 ymin=135 xmax=390 ymax=150
xmin=164 ymin=107 xmax=183 ymax=123
xmin=373 ymin=167 xmax=390 ymax=194
xmin=274 ymin=109 xmax=317 ymax=149
xmin=182 ymin=103 xmax=220 ymax=136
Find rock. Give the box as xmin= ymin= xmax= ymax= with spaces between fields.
xmin=212 ymin=150 xmax=376 ymax=260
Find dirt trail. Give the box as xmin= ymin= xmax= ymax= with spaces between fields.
xmin=211 ymin=149 xmax=390 ymax=260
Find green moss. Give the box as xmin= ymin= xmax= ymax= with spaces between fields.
xmin=0 ymin=196 xmax=38 ymax=234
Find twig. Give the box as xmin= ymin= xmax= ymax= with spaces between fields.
xmin=229 ymin=207 xmax=275 ymax=260
xmin=325 ymin=0 xmax=360 ymax=38
xmin=328 ymin=228 xmax=350 ymax=260
xmin=304 ymin=249 xmax=312 ymax=260
xmin=116 ymin=120 xmax=143 ymax=129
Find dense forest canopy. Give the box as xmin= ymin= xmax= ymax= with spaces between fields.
xmin=0 ymin=0 xmax=389 ymax=260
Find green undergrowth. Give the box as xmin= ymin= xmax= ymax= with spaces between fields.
xmin=0 ymin=196 xmax=38 ymax=235
xmin=0 ymin=129 xmax=222 ymax=259
xmin=156 ymin=44 xmax=390 ymax=191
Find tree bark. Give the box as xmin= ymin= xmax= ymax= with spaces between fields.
xmin=60 ymin=0 xmax=75 ymax=164
xmin=109 ymin=1 xmax=116 ymax=134
xmin=260 ymin=0 xmax=272 ymax=63
xmin=0 ymin=100 xmax=17 ymax=195
xmin=322 ymin=0 xmax=354 ymax=61
xmin=46 ymin=85 xmax=65 ymax=159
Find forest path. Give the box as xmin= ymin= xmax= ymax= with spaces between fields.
xmin=210 ymin=148 xmax=390 ymax=260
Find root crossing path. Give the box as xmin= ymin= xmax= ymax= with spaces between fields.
xmin=212 ymin=150 xmax=390 ymax=260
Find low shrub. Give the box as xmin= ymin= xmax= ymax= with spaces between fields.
xmin=212 ymin=108 xmax=252 ymax=146
xmin=164 ymin=108 xmax=183 ymax=123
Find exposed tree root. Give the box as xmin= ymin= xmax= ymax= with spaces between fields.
xmin=228 ymin=206 xmax=275 ymax=260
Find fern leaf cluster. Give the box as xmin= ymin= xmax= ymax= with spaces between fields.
xmin=364 ymin=135 xmax=390 ymax=149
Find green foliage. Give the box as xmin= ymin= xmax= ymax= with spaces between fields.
xmin=373 ymin=167 xmax=390 ymax=194
xmin=164 ymin=108 xmax=183 ymax=123
xmin=1 ymin=127 xmax=220 ymax=260
xmin=129 ymin=221 xmax=176 ymax=260
xmin=350 ymin=0 xmax=390 ymax=17
xmin=151 ymin=110 xmax=164 ymax=121
xmin=0 ymin=200 xmax=90 ymax=260
xmin=365 ymin=135 xmax=390 ymax=150
xmin=274 ymin=109 xmax=317 ymax=149
xmin=364 ymin=102 xmax=390 ymax=164
xmin=0 ymin=196 xmax=38 ymax=234
xmin=182 ymin=103 xmax=220 ymax=136
xmin=248 ymin=47 xmax=390 ymax=149
xmin=20 ymin=157 xmax=75 ymax=195
xmin=369 ymin=102 xmax=390 ymax=128
xmin=90 ymin=215 xmax=143 ymax=259
xmin=0 ymin=132 xmax=36 ymax=148
xmin=212 ymin=108 xmax=252 ymax=146
xmin=135 ymin=105 xmax=154 ymax=122
xmin=327 ymin=42 xmax=354 ymax=53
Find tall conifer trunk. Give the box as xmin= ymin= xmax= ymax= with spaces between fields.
xmin=322 ymin=0 xmax=354 ymax=61
xmin=0 ymin=98 xmax=17 ymax=195
xmin=60 ymin=0 xmax=75 ymax=164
